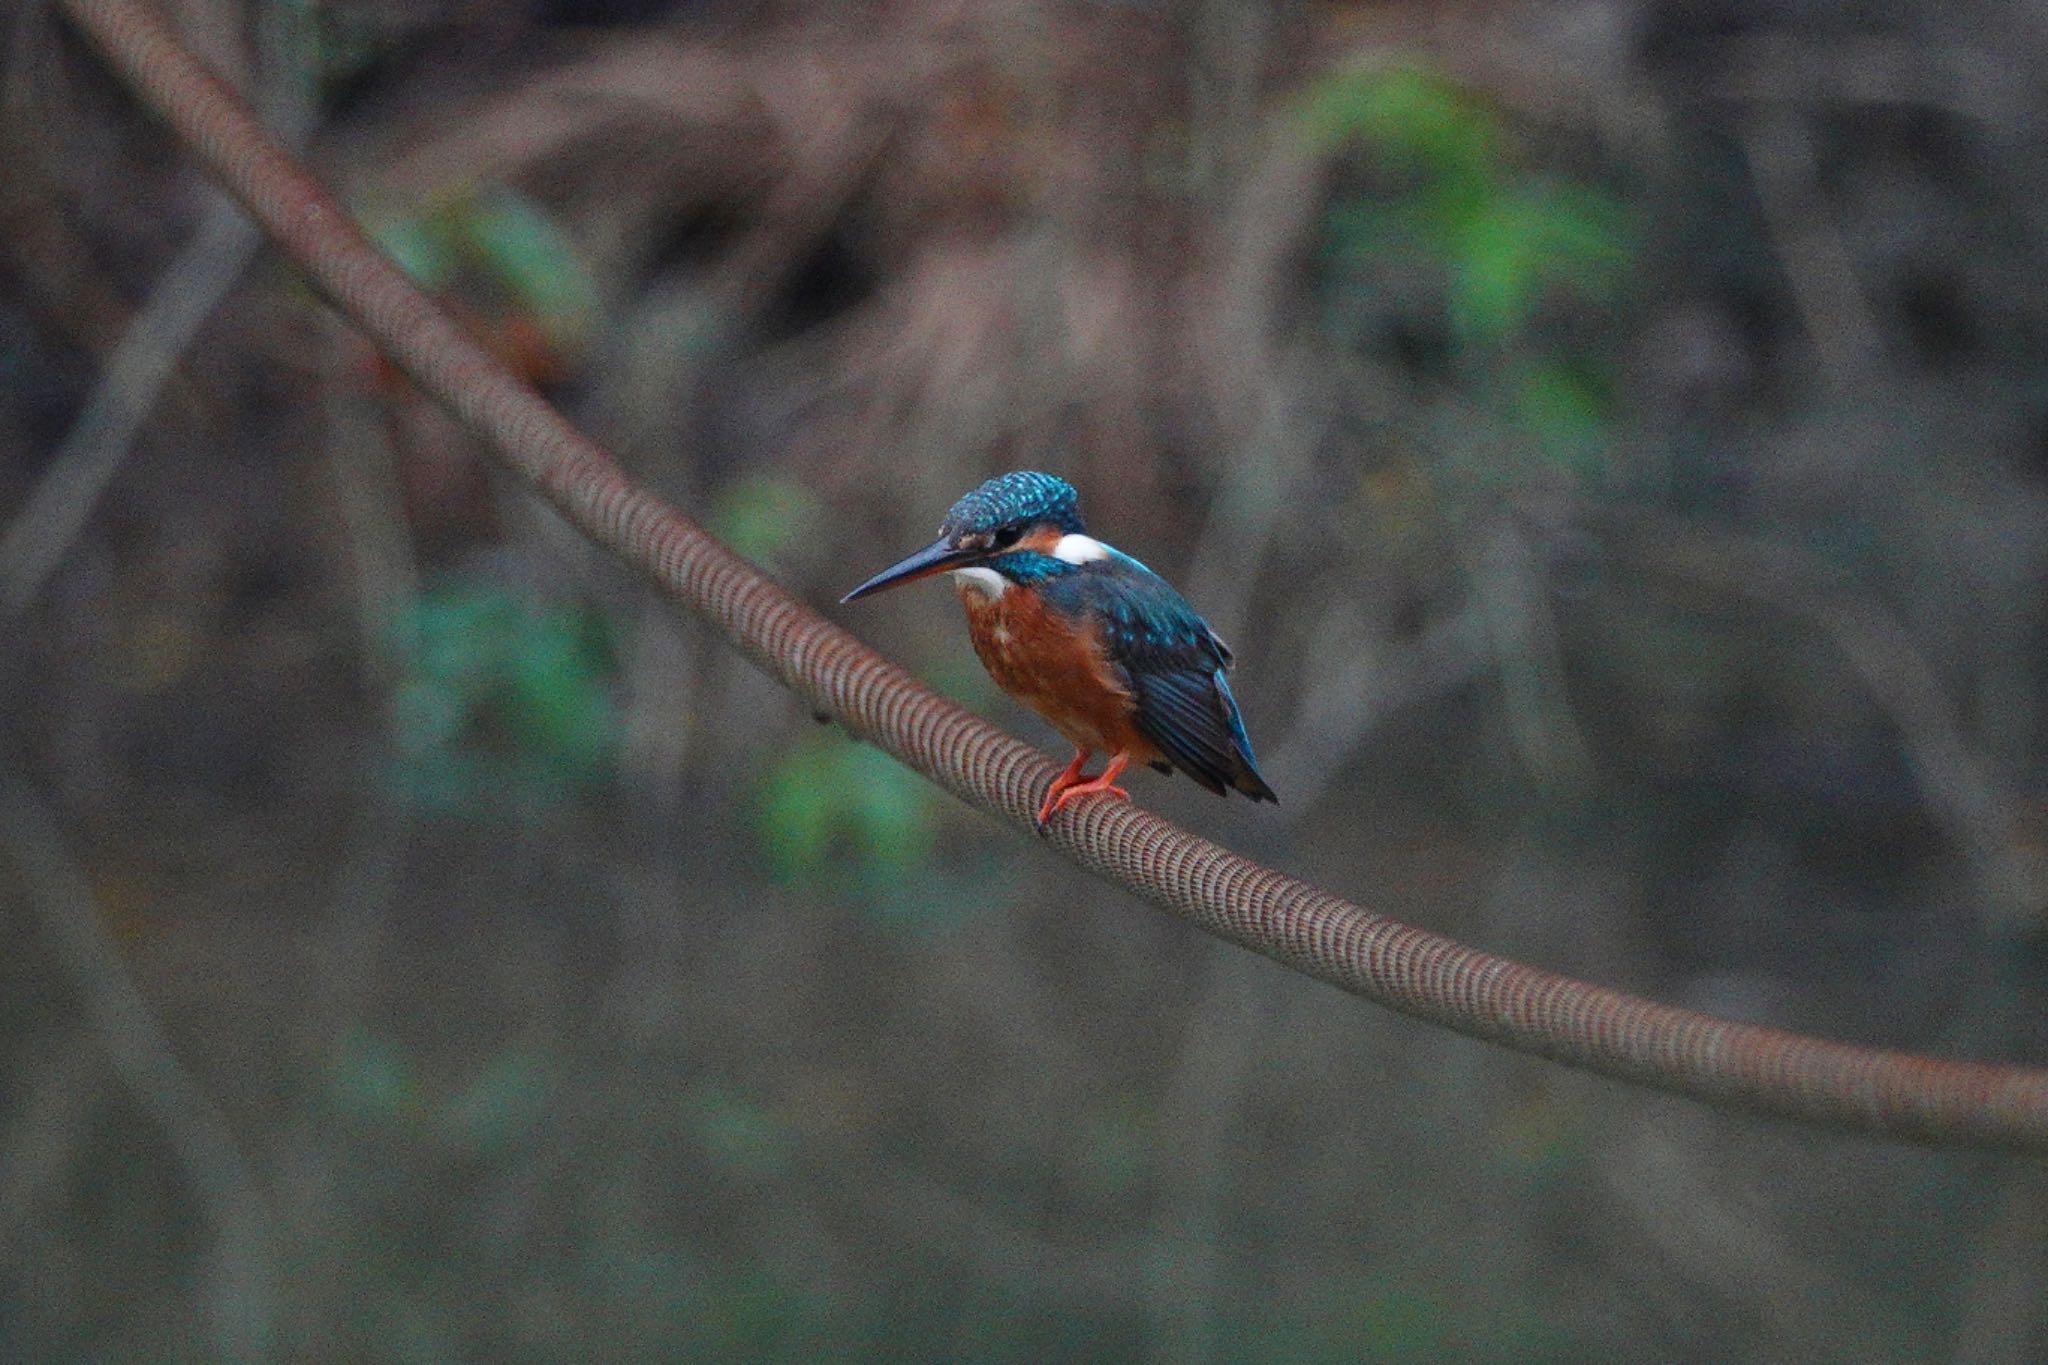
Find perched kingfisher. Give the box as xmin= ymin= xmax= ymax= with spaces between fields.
xmin=843 ymin=471 xmax=1276 ymax=830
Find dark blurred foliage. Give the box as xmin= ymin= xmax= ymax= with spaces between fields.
xmin=4 ymin=0 xmax=2047 ymax=1359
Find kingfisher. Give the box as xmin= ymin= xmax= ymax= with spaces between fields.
xmin=842 ymin=471 xmax=1276 ymax=830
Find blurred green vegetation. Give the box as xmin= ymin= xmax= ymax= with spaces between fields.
xmin=368 ymin=186 xmax=600 ymax=354
xmin=723 ymin=472 xmax=950 ymax=901
xmin=1305 ymin=64 xmax=1633 ymax=487
xmin=385 ymin=579 xmax=620 ymax=815
xmin=332 ymin=1027 xmax=559 ymax=1154
xmin=756 ymin=738 xmax=943 ymax=904
xmin=381 ymin=472 xmax=950 ymax=887
xmin=710 ymin=474 xmax=826 ymax=573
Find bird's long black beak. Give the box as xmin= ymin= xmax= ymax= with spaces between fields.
xmin=841 ymin=537 xmax=976 ymax=603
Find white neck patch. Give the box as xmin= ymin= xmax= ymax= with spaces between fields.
xmin=952 ymin=566 xmax=1007 ymax=598
xmin=1051 ymin=533 xmax=1111 ymax=565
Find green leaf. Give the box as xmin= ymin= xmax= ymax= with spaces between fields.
xmin=505 ymin=608 xmax=616 ymax=766
xmin=841 ymin=745 xmax=937 ymax=883
xmin=368 ymin=213 xmax=457 ymax=291
xmin=457 ymin=189 xmax=599 ymax=343
xmin=1298 ymin=64 xmax=1497 ymax=180
xmin=1509 ymin=177 xmax=1632 ymax=285
xmin=755 ymin=737 xmax=940 ymax=891
xmin=757 ymin=742 xmax=840 ymax=881
xmin=1512 ymin=360 xmax=1611 ymax=468
xmin=1303 ymin=59 xmax=1635 ymax=360
xmin=383 ymin=578 xmax=620 ymax=810
xmin=1448 ymin=199 xmax=1538 ymax=340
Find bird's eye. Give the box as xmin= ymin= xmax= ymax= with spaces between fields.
xmin=993 ymin=525 xmax=1025 ymax=549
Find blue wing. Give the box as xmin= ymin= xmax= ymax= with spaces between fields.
xmin=1039 ymin=561 xmax=1277 ymax=802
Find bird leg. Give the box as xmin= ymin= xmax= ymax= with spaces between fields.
xmin=1035 ymin=749 xmax=1093 ymax=830
xmin=1036 ymin=751 xmax=1131 ymax=832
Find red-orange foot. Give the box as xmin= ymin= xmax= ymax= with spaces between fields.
xmin=1035 ymin=752 xmax=1132 ymax=834
xmin=1035 ymin=749 xmax=1092 ymax=831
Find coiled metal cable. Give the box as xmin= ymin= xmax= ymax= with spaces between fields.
xmin=58 ymin=0 xmax=2048 ymax=1151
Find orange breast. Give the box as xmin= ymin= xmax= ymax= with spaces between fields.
xmin=958 ymin=583 xmax=1157 ymax=760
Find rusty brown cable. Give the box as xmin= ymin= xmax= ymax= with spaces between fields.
xmin=53 ymin=0 xmax=2048 ymax=1152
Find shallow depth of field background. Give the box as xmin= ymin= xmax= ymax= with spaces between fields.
xmin=5 ymin=1 xmax=2048 ymax=1359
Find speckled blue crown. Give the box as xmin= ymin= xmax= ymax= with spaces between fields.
xmin=941 ymin=471 xmax=1084 ymax=536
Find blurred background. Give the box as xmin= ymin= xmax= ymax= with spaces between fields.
xmin=5 ymin=0 xmax=2048 ymax=1358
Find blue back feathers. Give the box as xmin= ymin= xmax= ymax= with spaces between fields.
xmin=1038 ymin=553 xmax=1274 ymax=801
xmin=941 ymin=471 xmax=1085 ymax=538
xmin=1039 ymin=568 xmax=1223 ymax=669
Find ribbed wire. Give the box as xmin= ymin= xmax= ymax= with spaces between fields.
xmin=58 ymin=0 xmax=2048 ymax=1151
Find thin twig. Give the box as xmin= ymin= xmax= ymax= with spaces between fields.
xmin=1738 ymin=109 xmax=1882 ymax=388
xmin=0 ymin=1032 xmax=103 ymax=1260
xmin=1462 ymin=516 xmax=1596 ymax=794
xmin=1 ymin=781 xmax=278 ymax=1362
xmin=1610 ymin=520 xmax=2031 ymax=929
xmin=1263 ymin=602 xmax=1492 ymax=811
xmin=320 ymin=315 xmax=420 ymax=674
xmin=0 ymin=195 xmax=259 ymax=610
xmin=0 ymin=0 xmax=316 ymax=613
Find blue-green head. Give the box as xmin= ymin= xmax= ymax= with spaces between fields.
xmin=841 ymin=471 xmax=1089 ymax=602
xmin=939 ymin=471 xmax=1085 ymax=542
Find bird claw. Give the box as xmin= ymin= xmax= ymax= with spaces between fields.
xmin=1034 ymin=782 xmax=1130 ymax=834
xmin=1033 ymin=791 xmax=1065 ymax=835
xmin=1034 ymin=751 xmax=1132 ymax=833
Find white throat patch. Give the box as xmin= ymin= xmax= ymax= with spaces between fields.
xmin=951 ymin=566 xmax=1007 ymax=598
xmin=1051 ymin=533 xmax=1112 ymax=565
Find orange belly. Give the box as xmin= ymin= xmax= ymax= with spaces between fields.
xmin=958 ymin=583 xmax=1157 ymax=760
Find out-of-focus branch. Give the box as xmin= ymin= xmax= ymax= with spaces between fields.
xmin=0 ymin=783 xmax=278 ymax=1362
xmin=0 ymin=0 xmax=317 ymax=613
xmin=0 ymin=1033 xmax=102 ymax=1264
xmin=0 ymin=195 xmax=258 ymax=609
xmin=1738 ymin=109 xmax=1881 ymax=388
xmin=50 ymin=0 xmax=2048 ymax=1153
xmin=1263 ymin=602 xmax=1490 ymax=810
xmin=1462 ymin=516 xmax=1595 ymax=793
xmin=1609 ymin=520 xmax=2034 ymax=930
xmin=1698 ymin=35 xmax=2023 ymax=123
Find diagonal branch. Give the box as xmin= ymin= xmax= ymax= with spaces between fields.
xmin=51 ymin=0 xmax=2048 ymax=1152
xmin=0 ymin=194 xmax=259 ymax=609
xmin=1 ymin=782 xmax=278 ymax=1361
xmin=2 ymin=0 xmax=317 ymax=612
